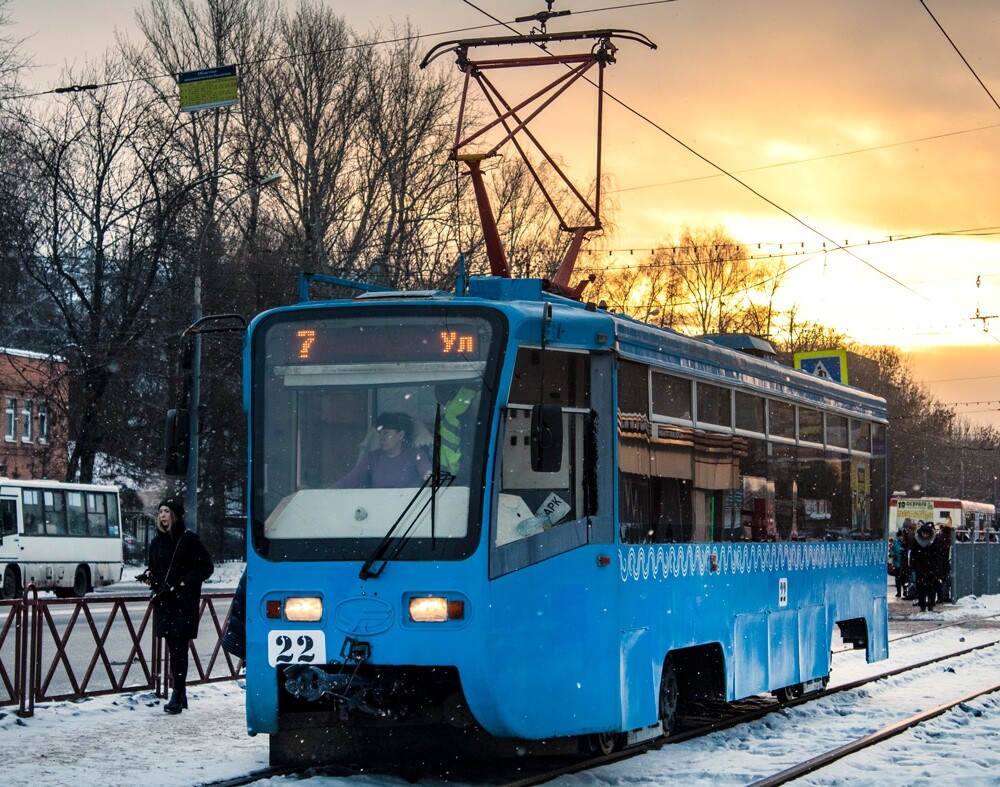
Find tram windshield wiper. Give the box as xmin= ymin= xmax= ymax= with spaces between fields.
xmin=358 ymin=461 xmax=454 ymax=581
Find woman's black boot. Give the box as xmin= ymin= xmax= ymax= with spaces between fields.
xmin=164 ymin=685 xmax=187 ymax=714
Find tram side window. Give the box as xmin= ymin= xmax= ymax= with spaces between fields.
xmin=799 ymin=407 xmax=823 ymax=445
xmin=651 ymin=372 xmax=691 ymax=420
xmin=508 ymin=347 xmax=589 ymax=407
xmin=696 ymin=382 xmax=731 ymax=428
xmin=735 ymin=391 xmax=765 ymax=434
xmin=619 ymin=363 xmax=696 ymax=544
xmin=771 ymin=442 xmax=797 ymax=540
xmin=768 ymin=400 xmax=795 ymax=439
xmin=496 ymin=349 xmax=591 ymax=546
xmin=736 ymin=438 xmax=775 ymax=541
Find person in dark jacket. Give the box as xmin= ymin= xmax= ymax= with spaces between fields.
xmin=221 ymin=569 xmax=246 ymax=662
xmin=933 ymin=521 xmax=954 ymax=604
xmin=140 ymin=497 xmax=214 ymax=714
xmin=909 ymin=521 xmax=942 ymax=612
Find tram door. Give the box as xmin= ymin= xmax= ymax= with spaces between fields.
xmin=486 ymin=347 xmax=620 ymax=736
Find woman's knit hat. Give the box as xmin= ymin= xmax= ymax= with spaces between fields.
xmin=157 ymin=497 xmax=185 ymax=520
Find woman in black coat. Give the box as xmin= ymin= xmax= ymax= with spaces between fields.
xmin=141 ymin=497 xmax=214 ymax=714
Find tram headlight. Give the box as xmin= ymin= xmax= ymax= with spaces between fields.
xmin=408 ymin=596 xmax=465 ymax=623
xmin=284 ymin=596 xmax=323 ymax=622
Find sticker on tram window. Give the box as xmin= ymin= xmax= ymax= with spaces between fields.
xmin=267 ymin=630 xmax=326 ymax=666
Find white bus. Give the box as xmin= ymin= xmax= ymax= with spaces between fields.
xmin=889 ymin=497 xmax=997 ymax=542
xmin=0 ymin=478 xmax=123 ymax=598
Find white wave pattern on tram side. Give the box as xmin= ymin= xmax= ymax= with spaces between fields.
xmin=618 ymin=541 xmax=884 ymax=582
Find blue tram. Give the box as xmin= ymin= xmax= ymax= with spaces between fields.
xmin=242 ymin=276 xmax=888 ymax=763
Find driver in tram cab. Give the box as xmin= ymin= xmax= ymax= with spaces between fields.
xmin=332 ymin=411 xmax=432 ymax=488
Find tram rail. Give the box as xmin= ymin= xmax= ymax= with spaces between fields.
xmin=197 ymin=634 xmax=1000 ymax=787
xmin=748 ymin=681 xmax=1000 ymax=786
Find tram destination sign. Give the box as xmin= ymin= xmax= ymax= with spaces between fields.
xmin=793 ymin=349 xmax=849 ymax=385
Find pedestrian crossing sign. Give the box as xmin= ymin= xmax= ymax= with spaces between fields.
xmin=793 ymin=349 xmax=849 ymax=384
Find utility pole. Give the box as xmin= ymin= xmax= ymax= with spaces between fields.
xmin=184 ymin=173 xmax=281 ymax=532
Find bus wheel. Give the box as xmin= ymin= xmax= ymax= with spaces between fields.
xmin=72 ymin=565 xmax=90 ymax=597
xmin=3 ymin=566 xmax=20 ymax=599
xmin=659 ymin=657 xmax=679 ymax=736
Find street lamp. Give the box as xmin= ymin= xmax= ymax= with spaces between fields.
xmin=184 ymin=172 xmax=281 ymax=531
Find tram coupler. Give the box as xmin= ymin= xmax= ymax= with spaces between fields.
xmin=340 ymin=637 xmax=371 ymax=663
xmin=283 ymin=665 xmax=354 ymax=702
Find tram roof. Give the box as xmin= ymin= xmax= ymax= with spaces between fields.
xmin=256 ymin=275 xmax=887 ymax=421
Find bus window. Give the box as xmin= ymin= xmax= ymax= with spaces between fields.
xmin=44 ymin=490 xmax=68 ymax=535
xmin=105 ymin=493 xmax=121 ymax=536
xmin=0 ymin=498 xmax=15 ymax=536
xmin=67 ymin=492 xmax=88 ymax=535
xmin=87 ymin=493 xmax=109 ymax=536
xmin=22 ymin=490 xmax=43 ymax=534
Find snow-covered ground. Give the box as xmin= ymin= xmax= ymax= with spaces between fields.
xmin=3 ymin=590 xmax=999 ymax=787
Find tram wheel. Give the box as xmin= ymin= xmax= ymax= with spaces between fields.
xmin=773 ymin=683 xmax=804 ymax=702
xmin=659 ymin=657 xmax=679 ymax=736
xmin=3 ymin=566 xmax=21 ymax=599
xmin=586 ymin=731 xmax=620 ymax=756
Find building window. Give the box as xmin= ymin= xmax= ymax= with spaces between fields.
xmin=21 ymin=399 xmax=33 ymax=443
xmin=38 ymin=401 xmax=49 ymax=443
xmin=4 ymin=397 xmax=15 ymax=441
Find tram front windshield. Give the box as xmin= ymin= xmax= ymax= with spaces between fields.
xmin=251 ymin=308 xmax=501 ymax=562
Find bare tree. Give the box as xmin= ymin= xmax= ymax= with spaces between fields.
xmin=354 ymin=28 xmax=460 ymax=289
xmin=588 ymin=227 xmax=773 ymax=334
xmin=0 ymin=0 xmax=24 ymax=97
xmin=773 ymin=304 xmax=849 ymax=354
xmin=14 ymin=56 xmax=188 ymax=482
xmin=670 ymin=226 xmax=765 ymax=335
xmin=127 ymin=0 xmax=286 ymax=536
xmin=587 ymin=247 xmax=683 ymax=327
xmin=261 ymin=0 xmax=367 ymax=275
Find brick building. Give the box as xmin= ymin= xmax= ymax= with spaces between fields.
xmin=0 ymin=347 xmax=68 ymax=480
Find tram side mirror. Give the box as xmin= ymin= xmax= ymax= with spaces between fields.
xmin=164 ymin=408 xmax=190 ymax=476
xmin=530 ymin=403 xmax=563 ymax=473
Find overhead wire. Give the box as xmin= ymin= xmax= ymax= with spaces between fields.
xmin=919 ymin=0 xmax=1000 ymax=113
xmin=10 ymin=1 xmax=680 ymax=100
xmin=458 ymin=0 xmax=933 ymax=303
xmin=11 ymin=2 xmax=998 ymax=344
xmin=612 ymin=123 xmax=1000 ymax=195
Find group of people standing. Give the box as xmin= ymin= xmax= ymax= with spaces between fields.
xmin=889 ymin=520 xmax=952 ymax=612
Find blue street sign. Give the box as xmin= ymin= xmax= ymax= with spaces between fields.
xmin=793 ymin=349 xmax=849 ymax=384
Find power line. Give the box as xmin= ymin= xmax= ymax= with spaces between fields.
xmin=611 ymin=123 xmax=1000 ymax=195
xmin=457 ymin=1 xmax=941 ymax=306
xmin=9 ymin=2 xmax=679 ymax=100
xmin=577 ymin=225 xmax=1000 ymax=262
xmin=928 ymin=375 xmax=1000 ymax=384
xmin=919 ymin=0 xmax=1000 ymax=112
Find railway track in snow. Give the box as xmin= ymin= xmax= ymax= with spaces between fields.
xmin=747 ymin=679 xmax=1000 ymax=786
xmin=499 ymin=637 xmax=1000 ymax=786
xmin=202 ymin=634 xmax=1000 ymax=786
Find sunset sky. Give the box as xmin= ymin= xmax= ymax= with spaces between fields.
xmin=10 ymin=0 xmax=1000 ymax=425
